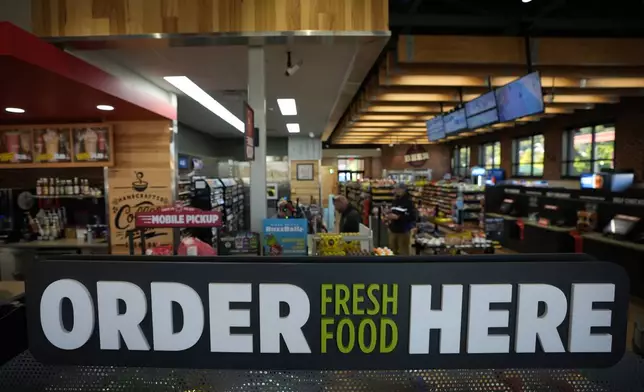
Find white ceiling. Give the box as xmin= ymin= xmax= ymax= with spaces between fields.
xmin=70 ymin=38 xmax=386 ymax=139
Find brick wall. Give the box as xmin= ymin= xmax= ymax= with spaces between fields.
xmin=380 ymin=144 xmax=451 ymax=179
xmin=446 ymin=97 xmax=644 ymax=181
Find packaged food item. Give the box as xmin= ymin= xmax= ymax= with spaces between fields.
xmin=177 ymin=237 xmax=217 ymax=256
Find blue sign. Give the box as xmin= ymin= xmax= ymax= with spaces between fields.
xmin=262 ymin=218 xmax=308 ymax=256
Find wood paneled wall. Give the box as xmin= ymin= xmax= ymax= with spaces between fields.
xmin=107 ymin=120 xmax=174 ymax=254
xmin=31 ymin=0 xmax=389 ymax=37
xmin=290 ymin=160 xmax=320 ymax=204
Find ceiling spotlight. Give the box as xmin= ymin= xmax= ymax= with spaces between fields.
xmin=376 ymin=148 xmax=381 ymax=151
xmin=97 ymin=105 xmax=114 ymax=111
xmin=5 ymin=107 xmax=25 ymax=113
xmin=286 ymin=123 xmax=300 ymax=133
xmin=522 ymin=0 xmax=532 ymax=3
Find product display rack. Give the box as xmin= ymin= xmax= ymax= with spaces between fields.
xmin=369 ymin=181 xmax=395 ymax=212
xmin=220 ymin=178 xmax=244 ymax=232
xmin=421 ymin=183 xmax=484 ymax=223
xmin=189 ymin=177 xmax=224 ymax=247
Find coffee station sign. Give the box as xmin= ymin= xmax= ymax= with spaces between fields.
xmin=0 ymin=123 xmax=114 ymax=168
xmin=108 ymin=169 xmax=173 ymax=254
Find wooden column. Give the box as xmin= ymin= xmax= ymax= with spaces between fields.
xmin=107 ymin=120 xmax=174 ymax=254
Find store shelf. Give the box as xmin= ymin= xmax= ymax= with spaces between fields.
xmin=32 ymin=194 xmax=103 ymax=199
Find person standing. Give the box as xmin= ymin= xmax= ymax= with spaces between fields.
xmin=333 ymin=195 xmax=361 ymax=233
xmin=386 ymin=183 xmax=416 ymax=255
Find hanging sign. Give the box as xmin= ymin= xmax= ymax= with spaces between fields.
xmin=244 ymin=102 xmax=255 ymax=161
xmin=403 ymin=145 xmax=429 ymax=168
xmin=136 ymin=205 xmax=222 ymax=228
xmin=26 ymin=255 xmax=628 ymax=370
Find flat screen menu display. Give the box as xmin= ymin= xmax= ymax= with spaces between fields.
xmin=443 ymin=109 xmax=467 ymax=134
xmin=465 ymin=91 xmax=497 ymax=117
xmin=495 ymin=72 xmax=544 ymax=122
xmin=466 ymin=109 xmax=499 ymax=129
xmin=426 ymin=116 xmax=445 ymax=142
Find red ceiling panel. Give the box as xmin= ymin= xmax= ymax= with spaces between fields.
xmin=0 ymin=22 xmax=176 ymax=124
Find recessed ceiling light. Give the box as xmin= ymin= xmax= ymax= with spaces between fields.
xmin=277 ymin=98 xmax=297 ymax=115
xmin=522 ymin=0 xmax=532 ymax=3
xmin=164 ymin=76 xmax=244 ymax=133
xmin=97 ymin=105 xmax=114 ymax=111
xmin=287 ymin=123 xmax=300 ymax=133
xmin=5 ymin=107 xmax=25 ymax=113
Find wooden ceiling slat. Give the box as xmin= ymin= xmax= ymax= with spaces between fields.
xmin=400 ymin=36 xmax=644 ymax=67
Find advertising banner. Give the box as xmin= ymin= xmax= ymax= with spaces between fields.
xmin=262 ymin=218 xmax=308 ymax=255
xmin=25 ymin=255 xmax=629 ymax=370
xmin=136 ymin=205 xmax=222 ymax=228
xmin=107 ymin=169 xmax=173 ymax=254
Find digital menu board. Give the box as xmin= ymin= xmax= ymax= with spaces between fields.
xmin=443 ymin=109 xmax=467 ymax=134
xmin=465 ymin=91 xmax=497 ymax=117
xmin=466 ymin=109 xmax=499 ymax=130
xmin=426 ymin=116 xmax=445 ymax=142
xmin=495 ymin=72 xmax=544 ymax=122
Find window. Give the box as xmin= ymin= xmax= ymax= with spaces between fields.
xmin=562 ymin=124 xmax=615 ymax=177
xmin=452 ymin=146 xmax=470 ymax=177
xmin=480 ymin=141 xmax=501 ymax=169
xmin=338 ymin=158 xmax=365 ymax=182
xmin=513 ymin=134 xmax=544 ymax=177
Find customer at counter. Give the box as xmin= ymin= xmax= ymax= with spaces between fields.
xmin=386 ymin=183 xmax=417 ymax=255
xmin=333 ymin=196 xmax=361 ymax=233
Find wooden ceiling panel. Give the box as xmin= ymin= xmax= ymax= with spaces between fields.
xmin=333 ymin=35 xmax=644 ymax=145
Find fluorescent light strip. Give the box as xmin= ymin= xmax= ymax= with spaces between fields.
xmin=287 ymin=123 xmax=300 ymax=133
xmin=164 ymin=76 xmax=244 ymax=133
xmin=277 ymin=98 xmax=297 ymax=115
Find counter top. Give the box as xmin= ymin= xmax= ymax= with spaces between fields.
xmin=0 ymin=238 xmax=107 ymax=249
xmin=485 ymin=213 xmax=517 ymax=220
xmin=0 ymin=281 xmax=24 ymax=301
xmin=521 ymin=220 xmax=575 ymax=233
xmin=582 ymin=232 xmax=644 ymax=252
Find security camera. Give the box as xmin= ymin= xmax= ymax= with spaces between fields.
xmin=284 ymin=51 xmax=303 ymax=77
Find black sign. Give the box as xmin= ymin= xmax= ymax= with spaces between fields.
xmin=218 ymin=232 xmax=260 ymax=255
xmin=26 ymin=255 xmax=628 ymax=370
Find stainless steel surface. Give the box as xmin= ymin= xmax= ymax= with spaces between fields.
xmin=102 ymin=166 xmax=111 ymax=252
xmin=46 ymin=31 xmax=391 ymax=50
xmin=0 ymin=350 xmax=642 ymax=391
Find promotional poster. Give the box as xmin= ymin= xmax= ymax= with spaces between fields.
xmin=107 ymin=169 xmax=173 ymax=254
xmin=262 ymin=218 xmax=308 ymax=255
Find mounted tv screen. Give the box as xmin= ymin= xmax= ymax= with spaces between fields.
xmin=495 ymin=72 xmax=544 ymax=122
xmin=466 ymin=109 xmax=499 ymax=129
xmin=426 ymin=116 xmax=445 ymax=142
xmin=443 ymin=109 xmax=467 ymax=134
xmin=465 ymin=91 xmax=497 ymax=117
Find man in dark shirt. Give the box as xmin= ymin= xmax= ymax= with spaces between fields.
xmin=333 ymin=195 xmax=361 ymax=233
xmin=386 ymin=183 xmax=417 ymax=255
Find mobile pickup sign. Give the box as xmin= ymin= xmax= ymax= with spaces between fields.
xmin=26 ymin=254 xmax=629 ymax=370
xmin=135 ymin=205 xmax=222 ymax=228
